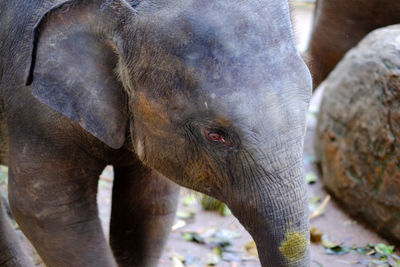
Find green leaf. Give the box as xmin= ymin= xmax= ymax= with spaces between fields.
xmin=176 ymin=210 xmax=196 ymax=220
xmin=206 ymin=247 xmax=222 ymax=266
xmin=182 ymin=232 xmax=205 ymax=244
xmin=375 ymin=243 xmax=395 ymax=256
xmin=321 ymin=239 xmax=339 ymax=249
xmin=320 ymin=240 xmax=398 ymax=264
xmin=201 ymin=195 xmax=231 ymax=216
xmin=306 ymin=172 xmax=318 ymax=184
xmin=321 ymin=237 xmax=351 ymax=255
xmin=325 ymin=245 xmax=351 ymax=255
xmin=220 ymin=205 xmax=232 ymax=216
xmin=183 ymin=193 xmax=197 ymax=206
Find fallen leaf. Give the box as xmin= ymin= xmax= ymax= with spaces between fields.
xmin=171 ymin=220 xmax=186 ymax=231
xmin=245 ymin=241 xmax=258 ymax=257
xmin=321 ymin=237 xmax=339 ymax=249
xmin=310 ymin=227 xmax=323 ymax=243
xmin=375 ymin=243 xmax=395 ymax=256
xmin=182 ymin=232 xmax=205 ymax=244
xmin=183 ymin=193 xmax=197 ymax=206
xmin=320 ymin=240 xmax=399 ymax=261
xmin=201 ymin=195 xmax=231 ymax=216
xmin=170 ymin=254 xmax=185 ymax=267
xmin=325 ymin=245 xmax=351 ymax=255
xmin=176 ymin=210 xmax=196 ymax=220
xmin=206 ymin=247 xmax=222 ymax=266
xmin=220 ymin=205 xmax=232 ymax=216
xmin=306 ymin=172 xmax=318 ymax=184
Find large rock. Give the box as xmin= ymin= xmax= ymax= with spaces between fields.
xmin=315 ymin=25 xmax=400 ymax=243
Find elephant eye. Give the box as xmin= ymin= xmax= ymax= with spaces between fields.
xmin=204 ymin=129 xmax=226 ymax=144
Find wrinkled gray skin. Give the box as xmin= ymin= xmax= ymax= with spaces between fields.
xmin=0 ymin=0 xmax=312 ymax=266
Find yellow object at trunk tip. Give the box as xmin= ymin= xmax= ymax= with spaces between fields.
xmin=279 ymin=230 xmax=309 ymax=264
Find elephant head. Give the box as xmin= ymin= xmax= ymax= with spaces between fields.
xmin=27 ymin=0 xmax=312 ymax=265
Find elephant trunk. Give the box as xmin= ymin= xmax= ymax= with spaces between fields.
xmin=227 ymin=141 xmax=310 ymax=266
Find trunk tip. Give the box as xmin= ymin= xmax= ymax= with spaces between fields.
xmin=279 ymin=229 xmax=309 ymax=265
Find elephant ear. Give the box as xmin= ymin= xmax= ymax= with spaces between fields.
xmin=26 ymin=1 xmax=129 ymax=149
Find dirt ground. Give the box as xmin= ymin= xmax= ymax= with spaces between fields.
xmin=1 ymin=2 xmax=399 ymax=267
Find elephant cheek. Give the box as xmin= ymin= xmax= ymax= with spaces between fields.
xmin=134 ymin=93 xmax=171 ymax=135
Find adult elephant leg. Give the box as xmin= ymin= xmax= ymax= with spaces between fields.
xmin=110 ymin=159 xmax=180 ymax=267
xmin=7 ymin=139 xmax=117 ymax=267
xmin=0 ymin=197 xmax=34 ymax=266
xmin=307 ymin=0 xmax=400 ymax=89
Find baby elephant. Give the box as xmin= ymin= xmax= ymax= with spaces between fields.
xmin=0 ymin=0 xmax=312 ymax=266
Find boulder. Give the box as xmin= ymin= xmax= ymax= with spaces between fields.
xmin=315 ymin=25 xmax=400 ymax=243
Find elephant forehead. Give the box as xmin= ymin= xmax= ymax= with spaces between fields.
xmin=214 ymin=116 xmax=232 ymax=127
xmin=139 ymin=0 xmax=295 ymax=68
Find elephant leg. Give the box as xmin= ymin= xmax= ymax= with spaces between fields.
xmin=7 ymin=142 xmax=117 ymax=267
xmin=110 ymin=162 xmax=180 ymax=267
xmin=0 ymin=198 xmax=34 ymax=266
